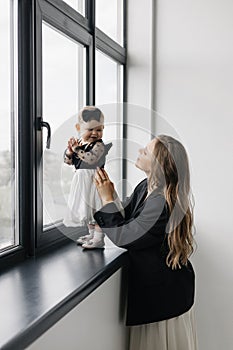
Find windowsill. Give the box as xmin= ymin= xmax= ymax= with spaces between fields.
xmin=0 ymin=238 xmax=128 ymax=350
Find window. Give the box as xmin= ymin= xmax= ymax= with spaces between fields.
xmin=96 ymin=50 xmax=123 ymax=198
xmin=42 ymin=23 xmax=86 ymax=229
xmin=0 ymin=0 xmax=18 ymax=253
xmin=62 ymin=0 xmax=85 ymax=15
xmin=96 ymin=0 xmax=123 ymax=45
xmin=1 ymin=0 xmax=126 ymax=263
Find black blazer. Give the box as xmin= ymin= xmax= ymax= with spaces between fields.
xmin=94 ymin=179 xmax=195 ymax=326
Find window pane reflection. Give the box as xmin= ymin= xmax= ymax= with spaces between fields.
xmin=96 ymin=50 xmax=123 ymax=199
xmin=0 ymin=0 xmax=18 ymax=251
xmin=42 ymin=23 xmax=85 ymax=227
xmin=62 ymin=0 xmax=85 ymax=16
xmin=96 ymin=0 xmax=123 ymax=45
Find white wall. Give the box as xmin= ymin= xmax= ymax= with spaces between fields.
xmin=154 ymin=1 xmax=233 ymax=349
xmin=27 ymin=269 xmax=128 ymax=350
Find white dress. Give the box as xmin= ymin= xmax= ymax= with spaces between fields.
xmin=63 ymin=140 xmax=123 ymax=227
xmin=63 ymin=168 xmax=102 ymax=226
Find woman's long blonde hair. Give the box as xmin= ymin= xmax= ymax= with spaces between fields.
xmin=148 ymin=135 xmax=195 ymax=269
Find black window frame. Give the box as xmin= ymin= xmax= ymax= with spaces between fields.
xmin=0 ymin=0 xmax=127 ymax=268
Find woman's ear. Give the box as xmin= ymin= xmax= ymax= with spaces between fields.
xmin=75 ymin=123 xmax=80 ymax=132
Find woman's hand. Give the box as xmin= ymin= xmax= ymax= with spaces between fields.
xmin=94 ymin=167 xmax=115 ymax=206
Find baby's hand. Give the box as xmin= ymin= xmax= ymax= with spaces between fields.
xmin=77 ymin=139 xmax=84 ymax=146
xmin=69 ymin=137 xmax=84 ymax=152
xmin=67 ymin=137 xmax=77 ymax=153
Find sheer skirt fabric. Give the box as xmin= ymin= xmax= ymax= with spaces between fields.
xmin=63 ymin=169 xmax=102 ymax=227
xmin=129 ymin=307 xmax=198 ymax=350
xmin=63 ymin=169 xmax=124 ymax=227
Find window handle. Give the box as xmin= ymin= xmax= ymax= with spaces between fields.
xmin=38 ymin=117 xmax=51 ymax=149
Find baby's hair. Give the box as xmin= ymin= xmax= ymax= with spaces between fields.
xmin=78 ymin=106 xmax=104 ymax=124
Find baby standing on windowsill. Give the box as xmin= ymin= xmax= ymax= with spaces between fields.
xmin=63 ymin=106 xmax=122 ymax=249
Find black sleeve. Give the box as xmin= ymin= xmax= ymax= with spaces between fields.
xmin=64 ymin=148 xmax=74 ymax=165
xmin=104 ymin=142 xmax=113 ymax=153
xmin=94 ymin=193 xmax=168 ymax=250
xmin=75 ymin=142 xmax=105 ymax=165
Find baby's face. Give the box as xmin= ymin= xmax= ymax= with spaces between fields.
xmin=80 ymin=120 xmax=104 ymax=143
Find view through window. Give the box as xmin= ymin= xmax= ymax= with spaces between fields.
xmin=96 ymin=50 xmax=123 ymax=198
xmin=0 ymin=0 xmax=18 ymax=252
xmin=0 ymin=0 xmax=126 ymax=257
xmin=42 ymin=22 xmax=86 ymax=228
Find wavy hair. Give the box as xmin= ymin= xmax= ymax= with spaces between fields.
xmin=148 ymin=135 xmax=195 ymax=269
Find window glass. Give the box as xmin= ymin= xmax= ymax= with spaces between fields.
xmin=96 ymin=0 xmax=123 ymax=45
xmin=96 ymin=50 xmax=123 ymax=198
xmin=62 ymin=0 xmax=85 ymax=16
xmin=42 ymin=22 xmax=85 ymax=228
xmin=0 ymin=0 xmax=18 ymax=251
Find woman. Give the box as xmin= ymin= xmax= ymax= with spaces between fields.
xmin=94 ymin=135 xmax=198 ymax=350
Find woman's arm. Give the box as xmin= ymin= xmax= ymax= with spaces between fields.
xmin=94 ymin=168 xmax=168 ymax=249
xmin=94 ymin=193 xmax=167 ymax=250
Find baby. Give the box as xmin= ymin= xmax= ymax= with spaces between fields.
xmin=63 ymin=106 xmax=112 ymax=249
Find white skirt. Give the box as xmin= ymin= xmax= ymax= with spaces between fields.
xmin=63 ymin=168 xmax=124 ymax=227
xmin=63 ymin=169 xmax=102 ymax=227
xmin=129 ymin=307 xmax=198 ymax=350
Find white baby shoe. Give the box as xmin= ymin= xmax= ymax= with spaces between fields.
xmin=82 ymin=238 xmax=105 ymax=249
xmin=76 ymin=233 xmax=94 ymax=245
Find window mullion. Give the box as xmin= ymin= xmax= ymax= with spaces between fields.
xmin=86 ymin=0 xmax=95 ymax=105
xmin=17 ymin=0 xmax=36 ymax=256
